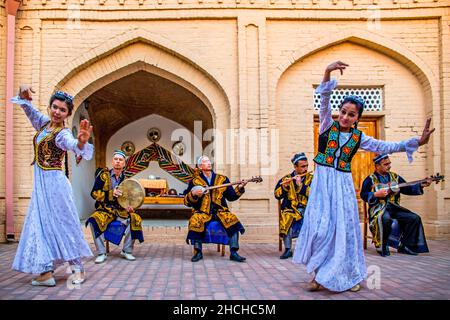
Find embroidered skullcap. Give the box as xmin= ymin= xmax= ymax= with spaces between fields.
xmin=196 ymin=155 xmax=209 ymax=167
xmin=291 ymin=152 xmax=307 ymax=165
xmin=113 ymin=150 xmax=127 ymax=159
xmin=373 ymin=154 xmax=389 ymax=164
xmin=53 ymin=90 xmax=74 ymax=103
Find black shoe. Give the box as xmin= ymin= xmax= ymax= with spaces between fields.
xmin=280 ymin=248 xmax=293 ymax=259
xmin=398 ymin=245 xmax=418 ymax=256
xmin=230 ymin=251 xmax=246 ymax=262
xmin=377 ymin=245 xmax=391 ymax=257
xmin=191 ymin=251 xmax=203 ymax=262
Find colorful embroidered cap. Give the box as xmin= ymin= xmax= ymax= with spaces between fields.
xmin=53 ymin=90 xmax=74 ymax=104
xmin=373 ymin=154 xmax=389 ymax=164
xmin=113 ymin=150 xmax=127 ymax=159
xmin=196 ymin=155 xmax=210 ymax=167
xmin=291 ymin=152 xmax=307 ymax=165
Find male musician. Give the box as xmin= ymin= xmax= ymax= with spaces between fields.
xmin=274 ymin=152 xmax=313 ymax=259
xmin=184 ymin=156 xmax=247 ymax=262
xmin=360 ymin=154 xmax=431 ymax=257
xmin=86 ymin=150 xmax=144 ymax=263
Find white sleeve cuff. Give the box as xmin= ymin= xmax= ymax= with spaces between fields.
xmin=11 ymin=96 xmax=33 ymax=106
xmin=315 ymin=79 xmax=338 ymax=95
xmin=74 ymin=142 xmax=94 ymax=161
xmin=404 ymin=137 xmax=420 ymax=163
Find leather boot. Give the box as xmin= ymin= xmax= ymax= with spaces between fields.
xmin=280 ymin=248 xmax=293 ymax=259
xmin=230 ymin=251 xmax=246 ymax=262
xmin=191 ymin=250 xmax=203 ymax=262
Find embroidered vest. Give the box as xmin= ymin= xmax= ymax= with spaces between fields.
xmin=313 ymin=121 xmax=362 ymax=172
xmin=368 ymin=172 xmax=401 ymax=211
xmin=32 ymin=122 xmax=66 ymax=171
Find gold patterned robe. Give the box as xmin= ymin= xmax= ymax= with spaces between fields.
xmin=184 ymin=171 xmax=245 ymax=241
xmin=274 ymin=171 xmax=313 ymax=236
xmin=86 ymin=167 xmax=144 ymax=242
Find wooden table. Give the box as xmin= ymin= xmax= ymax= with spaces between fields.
xmin=140 ymin=179 xmax=168 ymax=195
xmin=143 ymin=196 xmax=185 ymax=205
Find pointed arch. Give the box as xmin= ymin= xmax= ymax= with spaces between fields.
xmin=274 ymin=28 xmax=437 ymax=98
xmin=47 ymin=27 xmax=231 ymax=128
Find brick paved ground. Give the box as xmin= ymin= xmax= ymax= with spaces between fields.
xmin=0 ymin=240 xmax=449 ymax=300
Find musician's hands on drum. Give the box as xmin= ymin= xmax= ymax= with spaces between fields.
xmin=418 ymin=118 xmax=435 ymax=146
xmin=126 ymin=206 xmax=134 ymax=213
xmin=18 ymin=84 xmax=35 ymax=101
xmin=374 ymin=189 xmax=389 ymax=198
xmin=113 ymin=187 xmax=122 ymax=198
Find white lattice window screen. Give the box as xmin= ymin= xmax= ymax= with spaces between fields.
xmin=314 ymin=87 xmax=384 ymax=112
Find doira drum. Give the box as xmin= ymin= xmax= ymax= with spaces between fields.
xmin=117 ymin=178 xmax=145 ymax=209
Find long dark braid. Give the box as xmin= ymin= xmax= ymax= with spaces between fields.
xmin=65 ymin=151 xmax=69 ymax=178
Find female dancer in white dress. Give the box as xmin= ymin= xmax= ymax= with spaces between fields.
xmin=11 ymin=85 xmax=94 ymax=286
xmin=292 ymin=61 xmax=435 ymax=292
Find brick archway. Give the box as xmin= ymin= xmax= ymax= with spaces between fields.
xmin=48 ymin=28 xmax=232 ymax=134
xmin=274 ymin=28 xmax=437 ymax=94
xmin=273 ymin=28 xmax=441 ymax=176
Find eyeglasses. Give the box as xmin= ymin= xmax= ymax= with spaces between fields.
xmin=54 ymin=91 xmax=74 ymax=103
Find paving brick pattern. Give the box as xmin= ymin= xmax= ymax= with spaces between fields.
xmin=0 ymin=240 xmax=449 ymax=300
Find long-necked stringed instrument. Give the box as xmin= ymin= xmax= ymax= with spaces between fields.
xmin=192 ymin=176 xmax=263 ymax=195
xmin=280 ymin=171 xmax=313 ymax=186
xmin=374 ymin=173 xmax=444 ymax=193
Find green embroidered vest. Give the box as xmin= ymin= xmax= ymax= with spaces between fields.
xmin=313 ymin=121 xmax=362 ymax=172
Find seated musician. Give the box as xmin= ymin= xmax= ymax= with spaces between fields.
xmin=184 ymin=155 xmax=247 ymax=263
xmin=274 ymin=152 xmax=313 ymax=259
xmin=86 ymin=150 xmax=144 ymax=263
xmin=360 ymin=154 xmax=430 ymax=257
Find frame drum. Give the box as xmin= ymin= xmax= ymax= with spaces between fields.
xmin=117 ymin=178 xmax=145 ymax=209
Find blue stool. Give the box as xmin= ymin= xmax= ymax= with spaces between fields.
xmin=201 ymin=220 xmax=229 ymax=245
xmin=103 ymin=220 xmax=127 ymax=246
xmin=193 ymin=220 xmax=228 ymax=256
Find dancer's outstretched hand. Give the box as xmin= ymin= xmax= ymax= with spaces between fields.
xmin=323 ymin=61 xmax=349 ymax=82
xmin=77 ymin=119 xmax=93 ymax=144
xmin=418 ymin=118 xmax=435 ymax=146
xmin=325 ymin=61 xmax=349 ymax=75
xmin=18 ymin=84 xmax=35 ymax=101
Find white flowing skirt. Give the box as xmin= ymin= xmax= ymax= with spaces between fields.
xmin=293 ymin=165 xmax=367 ymax=292
xmin=12 ymin=166 xmax=93 ymax=274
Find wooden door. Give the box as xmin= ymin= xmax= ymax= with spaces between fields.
xmin=314 ymin=118 xmax=378 ymax=219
